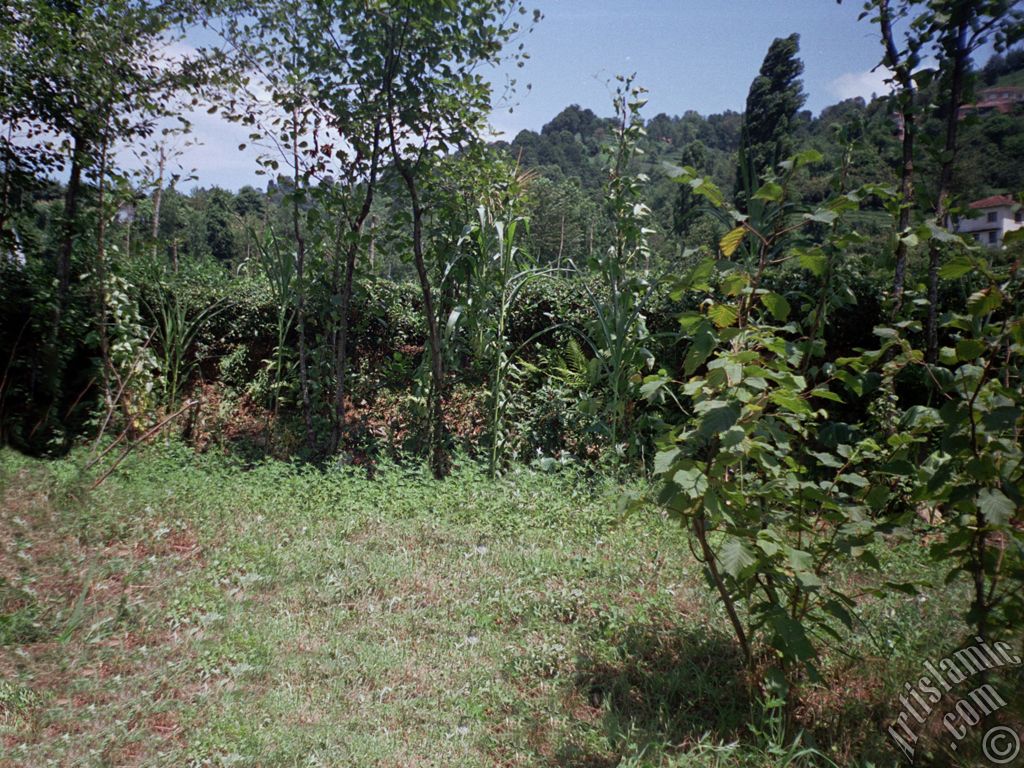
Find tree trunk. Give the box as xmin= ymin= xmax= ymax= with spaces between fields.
xmin=926 ymin=19 xmax=968 ymax=364
xmin=693 ymin=512 xmax=751 ymax=668
xmin=291 ymin=111 xmax=316 ymax=453
xmin=94 ymin=124 xmax=113 ymax=408
xmin=0 ymin=124 xmax=14 ymax=243
xmin=399 ymin=167 xmax=449 ymax=479
xmin=151 ymin=143 xmax=165 ymax=260
xmin=330 ymin=129 xmax=381 ymax=456
xmin=877 ymin=0 xmax=916 ymax=315
xmin=41 ymin=131 xmax=87 ymax=432
xmin=330 ymin=238 xmax=358 ymax=455
xmin=891 ymin=109 xmax=914 ymax=313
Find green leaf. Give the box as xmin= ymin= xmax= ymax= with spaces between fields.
xmin=805 ymin=208 xmax=838 ymax=225
xmin=786 ymin=547 xmax=814 ymax=572
xmin=756 ymin=534 xmax=780 ymax=557
xmin=939 ymin=255 xmax=975 ymax=279
xmin=653 ymin=448 xmax=680 ymax=476
xmin=809 ymin=388 xmax=843 ymax=403
xmin=967 ymin=287 xmax=1002 ymax=317
xmin=708 ymin=304 xmax=739 ymax=328
xmin=719 ymin=226 xmax=746 ymax=258
xmin=838 ymin=473 xmax=869 ymax=488
xmin=760 ymin=292 xmax=791 ymax=321
xmin=822 ymin=600 xmax=853 ymax=630
xmin=901 ymin=406 xmax=942 ymax=429
xmin=955 ymin=338 xmax=985 ymax=361
xmin=767 ymin=611 xmax=816 ymax=661
xmin=720 ymin=271 xmax=750 ymax=297
xmin=977 ymin=488 xmax=1015 ymax=526
xmin=673 ymin=467 xmax=708 ymax=499
xmin=720 ymin=425 xmax=745 ymax=448
xmin=983 ymin=406 xmax=1021 ymax=432
xmin=698 ymin=404 xmax=740 ymax=438
xmin=682 ymin=259 xmax=715 ymax=291
xmin=684 ymin=327 xmax=716 ymax=376
xmin=720 ymin=537 xmax=756 ymax=578
xmin=796 ymin=248 xmax=826 ymax=276
xmin=770 ymin=391 xmax=810 ymax=414
xmin=640 ymin=376 xmax=669 ymax=402
xmin=810 ymin=451 xmax=843 ymax=468
xmin=752 ymin=181 xmax=784 ymax=202
xmin=1003 ymin=228 xmax=1024 ymax=246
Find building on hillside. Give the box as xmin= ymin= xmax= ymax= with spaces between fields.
xmin=952 ymin=195 xmax=1023 ymax=248
xmin=958 ymin=86 xmax=1024 ymax=118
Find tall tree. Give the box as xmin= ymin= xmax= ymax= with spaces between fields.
xmin=370 ymin=0 xmax=534 ymax=478
xmin=0 ymin=0 xmax=203 ymax=447
xmin=218 ymin=0 xmax=531 ymax=464
xmin=921 ymin=0 xmax=1022 ymax=363
xmin=734 ymin=34 xmax=806 ymax=207
xmin=219 ymin=0 xmax=390 ymax=454
xmin=858 ymin=0 xmax=927 ymax=314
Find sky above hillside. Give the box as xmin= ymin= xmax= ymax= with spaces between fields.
xmin=167 ymin=0 xmax=900 ymax=190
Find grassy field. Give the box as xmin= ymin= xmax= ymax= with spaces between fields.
xmin=0 ymin=445 xmax=1018 ymax=767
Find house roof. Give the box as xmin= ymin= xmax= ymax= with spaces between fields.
xmin=969 ymin=194 xmax=1017 ymax=209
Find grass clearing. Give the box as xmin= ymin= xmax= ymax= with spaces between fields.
xmin=0 ymin=445 xmax=1019 ymax=767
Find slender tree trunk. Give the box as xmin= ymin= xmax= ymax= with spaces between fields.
xmin=380 ymin=18 xmax=448 ymax=477
xmin=331 ymin=238 xmax=359 ymax=455
xmin=291 ymin=109 xmax=316 ymax=453
xmin=41 ymin=131 xmax=87 ymax=431
xmin=877 ymin=0 xmax=916 ymax=315
xmin=330 ymin=128 xmax=381 ymax=456
xmin=892 ymin=110 xmax=915 ymax=312
xmin=94 ymin=123 xmax=113 ymax=408
xmin=926 ymin=19 xmax=968 ymax=364
xmin=693 ymin=512 xmax=751 ymax=668
xmin=368 ymin=215 xmax=376 ymax=271
xmin=399 ymin=166 xmax=449 ymax=479
xmin=151 ymin=143 xmax=165 ymax=260
xmin=0 ymin=124 xmax=14 ymax=243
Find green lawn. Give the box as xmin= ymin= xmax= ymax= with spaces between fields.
xmin=0 ymin=446 xmax=1016 ymax=767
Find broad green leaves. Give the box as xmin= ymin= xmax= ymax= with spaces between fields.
xmin=651 ymin=150 xmax=961 ymax=682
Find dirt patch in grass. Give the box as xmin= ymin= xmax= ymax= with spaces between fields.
xmin=0 ymin=465 xmax=207 ymax=766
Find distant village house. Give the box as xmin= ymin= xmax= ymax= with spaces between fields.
xmin=953 ymin=195 xmax=1023 ymax=248
xmin=958 ymin=86 xmax=1024 ymax=118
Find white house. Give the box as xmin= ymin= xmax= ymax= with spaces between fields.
xmin=954 ymin=195 xmax=1023 ymax=248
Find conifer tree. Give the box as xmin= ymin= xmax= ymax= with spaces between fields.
xmin=734 ymin=33 xmax=806 ymax=207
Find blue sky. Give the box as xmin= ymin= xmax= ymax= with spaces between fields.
xmin=170 ymin=0 xmax=897 ymax=190
xmin=487 ymin=0 xmax=890 ymax=136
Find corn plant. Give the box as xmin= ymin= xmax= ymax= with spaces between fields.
xmin=145 ymin=280 xmax=222 ymax=408
xmin=459 ymin=206 xmax=562 ymax=477
xmin=252 ymin=225 xmax=297 ymax=416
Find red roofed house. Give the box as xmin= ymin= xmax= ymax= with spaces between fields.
xmin=958 ymin=86 xmax=1024 ymax=118
xmin=953 ymin=195 xmax=1023 ymax=248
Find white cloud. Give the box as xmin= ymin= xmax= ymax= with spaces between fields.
xmin=829 ymin=67 xmax=894 ymax=102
